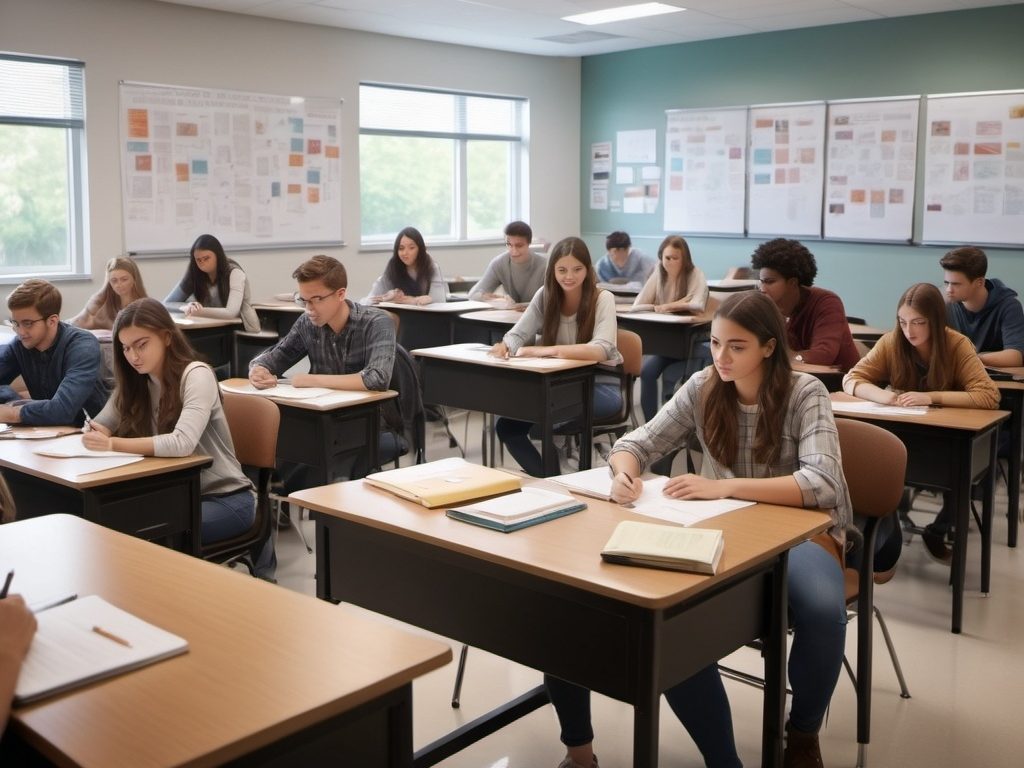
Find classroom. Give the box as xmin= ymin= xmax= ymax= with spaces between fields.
xmin=2 ymin=1 xmax=1024 ymax=766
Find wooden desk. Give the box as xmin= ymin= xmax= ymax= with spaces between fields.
xmin=830 ymin=393 xmax=1008 ymax=633
xmin=848 ymin=323 xmax=885 ymax=347
xmin=706 ymin=278 xmax=759 ymax=293
xmin=377 ymin=300 xmax=492 ymax=351
xmin=0 ymin=433 xmax=210 ymax=554
xmin=294 ymin=479 xmax=831 ymax=768
xmin=615 ymin=307 xmax=712 ymax=359
xmin=251 ymin=299 xmax=303 ymax=337
xmin=2 ymin=514 xmax=451 ymax=767
xmin=221 ymin=379 xmax=398 ymax=485
xmin=444 ymin=275 xmax=481 ymax=294
xmin=413 ymin=344 xmax=597 ymax=475
xmin=793 ymin=361 xmax=843 ymax=393
xmin=174 ymin=316 xmax=242 ymax=373
xmin=456 ymin=309 xmax=525 ymax=345
xmin=989 ymin=366 xmax=1024 ymax=547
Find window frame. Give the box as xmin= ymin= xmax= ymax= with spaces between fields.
xmin=0 ymin=52 xmax=89 ymax=281
xmin=358 ymin=82 xmax=528 ymax=248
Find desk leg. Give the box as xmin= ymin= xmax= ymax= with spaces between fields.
xmin=1008 ymin=396 xmax=1022 ymax=548
xmin=632 ymin=692 xmax=660 ymax=768
xmin=982 ymin=433 xmax=997 ymax=595
xmin=763 ymin=553 xmax=788 ymax=768
xmin=579 ymin=377 xmax=594 ymax=471
xmin=950 ymin=457 xmax=970 ymax=634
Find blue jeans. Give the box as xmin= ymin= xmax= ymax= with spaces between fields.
xmin=640 ymin=355 xmax=690 ymax=421
xmin=545 ymin=540 xmax=846 ymax=763
xmin=202 ymin=488 xmax=256 ymax=543
xmin=495 ymin=382 xmax=622 ymax=478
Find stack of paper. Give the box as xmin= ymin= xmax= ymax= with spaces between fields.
xmin=446 ymin=486 xmax=585 ymax=532
xmin=366 ymin=457 xmax=521 ymax=508
xmin=601 ymin=520 xmax=724 ymax=575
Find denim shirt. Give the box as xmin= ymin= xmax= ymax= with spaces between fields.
xmin=0 ymin=322 xmax=110 ymax=426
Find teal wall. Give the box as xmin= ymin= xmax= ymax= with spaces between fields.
xmin=579 ymin=5 xmax=1024 ymax=327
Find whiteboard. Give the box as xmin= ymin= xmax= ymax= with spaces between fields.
xmin=663 ymin=107 xmax=747 ymax=235
xmin=824 ymin=97 xmax=920 ymax=242
xmin=747 ymin=102 xmax=826 ymax=238
xmin=921 ymin=90 xmax=1024 ymax=247
xmin=119 ymin=81 xmax=343 ymax=254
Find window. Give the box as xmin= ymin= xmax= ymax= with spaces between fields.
xmin=0 ymin=53 xmax=87 ymax=278
xmin=359 ymin=84 xmax=526 ymax=245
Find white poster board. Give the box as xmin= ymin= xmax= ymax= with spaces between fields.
xmin=119 ymin=81 xmax=343 ymax=254
xmin=747 ymin=102 xmax=826 ymax=238
xmin=824 ymin=97 xmax=920 ymax=242
xmin=663 ymin=107 xmax=747 ymax=235
xmin=921 ymin=90 xmax=1024 ymax=246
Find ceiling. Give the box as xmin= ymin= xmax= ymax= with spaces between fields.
xmin=159 ymin=0 xmax=1021 ymax=57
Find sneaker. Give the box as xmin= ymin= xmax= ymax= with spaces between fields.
xmin=557 ymin=755 xmax=598 ymax=768
xmin=922 ymin=524 xmax=952 ymax=565
xmin=784 ymin=722 xmax=823 ymax=768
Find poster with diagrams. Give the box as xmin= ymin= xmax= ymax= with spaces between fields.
xmin=663 ymin=107 xmax=747 ymax=234
xmin=922 ymin=90 xmax=1024 ymax=246
xmin=824 ymin=97 xmax=920 ymax=242
xmin=119 ymin=81 xmax=342 ymax=253
xmin=747 ymin=102 xmax=826 ymax=237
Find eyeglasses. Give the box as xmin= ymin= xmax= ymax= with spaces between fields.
xmin=898 ymin=318 xmax=928 ymax=329
xmin=122 ymin=338 xmax=152 ymax=358
xmin=7 ymin=316 xmax=50 ymax=330
xmin=294 ymin=292 xmax=337 ymax=308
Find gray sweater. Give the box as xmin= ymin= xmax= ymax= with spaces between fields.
xmin=468 ymin=251 xmax=547 ymax=303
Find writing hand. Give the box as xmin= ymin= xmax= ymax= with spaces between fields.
xmin=610 ymin=472 xmax=642 ymax=504
xmin=82 ymin=430 xmax=113 ymax=452
xmin=249 ymin=365 xmax=277 ymax=389
xmin=489 ymin=342 xmax=509 ymax=359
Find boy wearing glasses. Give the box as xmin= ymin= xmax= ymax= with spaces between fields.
xmin=0 ymin=279 xmax=109 ymax=426
xmin=467 ymin=221 xmax=547 ymax=305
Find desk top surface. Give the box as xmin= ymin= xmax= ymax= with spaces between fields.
xmin=4 ymin=514 xmax=451 ymax=768
xmin=615 ymin=307 xmax=711 ymax=325
xmin=252 ymin=297 xmax=303 ymax=313
xmin=172 ymin=316 xmax=242 ymax=329
xmin=830 ymin=392 xmax=1009 ymax=431
xmin=413 ymin=343 xmax=597 ymax=373
xmin=0 ymin=432 xmax=211 ymax=489
xmin=458 ymin=309 xmax=527 ymax=326
xmin=220 ymin=379 xmax=398 ymax=411
xmin=848 ymin=323 xmax=886 ymax=340
xmin=989 ymin=366 xmax=1024 ymax=392
xmin=294 ymin=479 xmax=830 ymax=610
xmin=378 ymin=300 xmax=491 ymax=313
xmin=706 ymin=278 xmax=760 ymax=291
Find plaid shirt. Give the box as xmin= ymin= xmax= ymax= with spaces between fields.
xmin=250 ymin=301 xmax=396 ymax=390
xmin=612 ymin=368 xmax=851 ymax=533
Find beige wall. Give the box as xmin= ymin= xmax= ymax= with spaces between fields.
xmin=0 ymin=0 xmax=581 ymax=311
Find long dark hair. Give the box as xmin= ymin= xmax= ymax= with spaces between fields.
xmin=97 ymin=257 xmax=147 ymax=326
xmin=890 ymin=282 xmax=952 ymax=392
xmin=183 ymin=234 xmax=239 ymax=307
xmin=656 ymin=234 xmax=694 ymax=304
xmin=702 ymin=291 xmax=793 ymax=468
xmin=384 ymin=227 xmax=432 ymax=296
xmin=541 ymin=237 xmax=598 ymax=346
xmin=111 ymin=298 xmax=203 ymax=437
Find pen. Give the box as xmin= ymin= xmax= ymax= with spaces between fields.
xmin=31 ymin=593 xmax=78 ymax=613
xmin=92 ymin=625 xmax=132 ymax=648
xmin=81 ymin=408 xmax=93 ymax=429
xmin=0 ymin=569 xmax=12 ymax=599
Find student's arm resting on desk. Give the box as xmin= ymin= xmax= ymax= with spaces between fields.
xmin=68 ymin=290 xmax=106 ymax=330
xmin=163 ymin=280 xmax=193 ymax=313
xmin=842 ymin=332 xmax=898 ymax=404
xmin=978 ymin=295 xmax=1024 ymax=367
xmin=16 ymin=333 xmax=103 ymax=426
xmin=0 ymin=595 xmax=37 ymax=727
xmin=658 ymin=268 xmax=709 ymax=314
xmin=360 ymin=275 xmax=389 ymax=305
xmin=467 ymin=256 xmax=502 ymax=301
xmin=248 ymin=318 xmax=311 ymax=388
xmin=931 ymin=332 xmax=1000 ymax=409
xmin=191 ymin=268 xmax=246 ymax=320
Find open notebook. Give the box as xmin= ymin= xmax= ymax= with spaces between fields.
xmin=15 ymin=595 xmax=188 ymax=705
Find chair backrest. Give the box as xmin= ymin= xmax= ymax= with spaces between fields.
xmin=222 ymin=391 xmax=280 ymax=471
xmin=836 ymin=418 xmax=906 ymax=519
xmin=385 ymin=344 xmax=426 ymax=462
xmin=616 ymin=329 xmax=642 ymax=377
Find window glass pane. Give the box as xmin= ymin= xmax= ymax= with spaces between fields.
xmin=0 ymin=124 xmax=70 ymax=271
xmin=0 ymin=59 xmax=84 ymax=123
xmin=466 ymin=140 xmax=511 ymax=240
xmin=359 ymin=134 xmax=454 ymax=241
xmin=466 ymin=96 xmax=517 ymax=136
xmin=360 ymin=85 xmax=456 ymax=133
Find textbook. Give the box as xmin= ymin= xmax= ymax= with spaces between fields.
xmin=365 ymin=457 xmax=521 ymax=508
xmin=601 ymin=520 xmax=725 ymax=575
xmin=446 ymin=486 xmax=586 ymax=532
xmin=14 ymin=595 xmax=189 ymax=705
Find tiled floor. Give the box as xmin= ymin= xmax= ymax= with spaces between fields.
xmin=270 ymin=408 xmax=1024 ymax=767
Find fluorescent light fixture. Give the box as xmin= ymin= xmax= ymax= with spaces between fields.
xmin=562 ymin=3 xmax=685 ymax=26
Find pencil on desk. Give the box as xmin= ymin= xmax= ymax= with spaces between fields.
xmin=92 ymin=625 xmax=132 ymax=648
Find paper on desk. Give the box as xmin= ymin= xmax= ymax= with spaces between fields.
xmin=830 ymin=401 xmax=928 ymax=417
xmin=33 ymin=434 xmax=143 ymax=459
xmin=629 ymin=477 xmax=754 ymax=526
xmin=220 ymin=381 xmax=337 ymax=400
xmin=454 ymin=343 xmax=576 ymax=369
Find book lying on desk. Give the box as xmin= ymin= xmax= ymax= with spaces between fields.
xmin=366 ymin=457 xmax=521 ymax=508
xmin=601 ymin=520 xmax=724 ymax=575
xmin=14 ymin=595 xmax=188 ymax=705
xmin=447 ymin=486 xmax=585 ymax=532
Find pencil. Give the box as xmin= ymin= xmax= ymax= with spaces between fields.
xmin=0 ymin=569 xmax=12 ymax=599
xmin=92 ymin=625 xmax=132 ymax=648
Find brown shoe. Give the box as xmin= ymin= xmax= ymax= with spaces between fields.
xmin=556 ymin=756 xmax=598 ymax=768
xmin=873 ymin=565 xmax=897 ymax=585
xmin=784 ymin=722 xmax=823 ymax=768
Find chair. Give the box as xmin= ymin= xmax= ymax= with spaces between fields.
xmin=201 ymin=392 xmax=281 ymax=575
xmin=380 ymin=344 xmax=426 ymax=468
xmin=592 ymin=329 xmax=642 ymax=454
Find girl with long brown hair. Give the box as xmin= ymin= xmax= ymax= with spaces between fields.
xmin=490 ymin=236 xmax=621 ymax=477
xmin=70 ymin=257 xmax=148 ymax=330
xmin=545 ymin=291 xmax=851 ymax=768
xmin=164 ymin=234 xmax=260 ymax=331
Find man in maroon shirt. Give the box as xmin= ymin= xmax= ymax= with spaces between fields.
xmin=752 ymin=238 xmax=861 ymax=371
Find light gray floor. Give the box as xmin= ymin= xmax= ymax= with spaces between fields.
xmin=270 ymin=408 xmax=1024 ymax=767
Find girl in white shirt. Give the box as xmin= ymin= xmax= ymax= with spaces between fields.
xmin=164 ymin=234 xmax=259 ymax=332
xmin=70 ymin=256 xmax=149 ymax=330
xmin=362 ymin=227 xmax=446 ymax=305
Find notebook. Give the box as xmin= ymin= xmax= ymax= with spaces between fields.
xmin=14 ymin=595 xmax=189 ymax=705
xmin=365 ymin=457 xmax=521 ymax=508
xmin=446 ymin=486 xmax=585 ymax=532
xmin=601 ymin=520 xmax=724 ymax=575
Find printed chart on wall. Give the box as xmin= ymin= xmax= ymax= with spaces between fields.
xmin=747 ymin=102 xmax=826 ymax=238
xmin=824 ymin=97 xmax=920 ymax=242
xmin=922 ymin=90 xmax=1024 ymax=247
xmin=119 ymin=81 xmax=343 ymax=254
xmin=663 ymin=107 xmax=747 ymax=235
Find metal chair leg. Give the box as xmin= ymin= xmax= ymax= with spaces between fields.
xmin=451 ymin=644 xmax=469 ymax=708
xmin=873 ymin=606 xmax=911 ymax=698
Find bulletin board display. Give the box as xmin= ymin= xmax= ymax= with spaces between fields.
xmin=663 ymin=107 xmax=748 ymax=235
xmin=119 ymin=81 xmax=343 ymax=254
xmin=921 ymin=90 xmax=1024 ymax=247
xmin=747 ymin=102 xmax=826 ymax=238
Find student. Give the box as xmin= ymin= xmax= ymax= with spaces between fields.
xmin=70 ymin=257 xmax=148 ymax=330
xmin=940 ymin=245 xmax=1024 ymax=367
xmin=547 ymin=291 xmax=851 ymax=768
xmin=249 ymin=255 xmax=399 ymax=481
xmin=361 ymin=227 xmax=446 ymax=305
xmin=468 ymin=220 xmax=546 ymax=304
xmin=843 ymin=283 xmax=999 ymax=562
xmin=82 ymin=299 xmax=265 ymax=568
xmin=0 ymin=594 xmax=37 ymax=728
xmin=633 ymin=234 xmax=709 ymax=420
xmin=752 ymin=238 xmax=860 ymax=371
xmin=490 ymin=237 xmax=622 ymax=478
xmin=595 ymin=231 xmax=655 ymax=285
xmin=0 ymin=279 xmax=108 ymax=425
xmin=164 ymin=234 xmax=260 ymax=332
